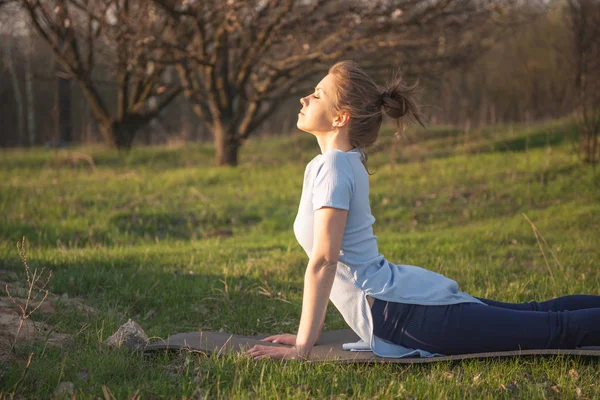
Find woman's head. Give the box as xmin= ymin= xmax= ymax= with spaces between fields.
xmin=298 ymin=60 xmax=425 ymax=172
xmin=297 ymin=73 xmax=342 ymax=136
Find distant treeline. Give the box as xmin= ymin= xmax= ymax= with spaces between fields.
xmin=0 ymin=33 xmax=302 ymax=148
xmin=0 ymin=2 xmax=594 ymax=149
xmin=425 ymin=5 xmax=577 ymax=128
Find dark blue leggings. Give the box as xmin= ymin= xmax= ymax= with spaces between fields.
xmin=371 ymin=295 xmax=600 ymax=355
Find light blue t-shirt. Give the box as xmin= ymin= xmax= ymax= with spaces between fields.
xmin=293 ymin=148 xmax=484 ymax=358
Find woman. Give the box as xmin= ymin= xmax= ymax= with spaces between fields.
xmin=246 ymin=60 xmax=600 ymax=360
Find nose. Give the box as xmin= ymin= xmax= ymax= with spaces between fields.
xmin=300 ymin=96 xmax=308 ymax=107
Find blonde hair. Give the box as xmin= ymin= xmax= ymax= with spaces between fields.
xmin=328 ymin=60 xmax=425 ymax=174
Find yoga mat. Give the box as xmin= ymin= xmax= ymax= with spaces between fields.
xmin=143 ymin=329 xmax=600 ymax=364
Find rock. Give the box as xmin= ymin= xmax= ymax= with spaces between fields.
xmin=104 ymin=319 xmax=148 ymax=351
xmin=54 ymin=381 xmax=75 ymax=397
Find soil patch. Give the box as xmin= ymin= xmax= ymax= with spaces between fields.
xmin=1 ymin=280 xmax=96 ymax=361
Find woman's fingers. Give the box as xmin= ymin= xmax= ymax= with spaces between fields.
xmin=260 ymin=335 xmax=276 ymax=342
xmin=247 ymin=345 xmax=268 ymax=359
xmin=246 ymin=344 xmax=291 ymax=360
xmin=247 ymin=345 xmax=268 ymax=354
xmin=249 ymin=336 xmax=298 ymax=359
xmin=260 ymin=334 xmax=295 ymax=346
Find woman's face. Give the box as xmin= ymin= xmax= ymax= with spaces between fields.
xmin=297 ymin=73 xmax=338 ymax=135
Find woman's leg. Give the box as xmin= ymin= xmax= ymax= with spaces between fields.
xmin=371 ymin=299 xmax=600 ymax=355
xmin=475 ymin=295 xmax=600 ymax=312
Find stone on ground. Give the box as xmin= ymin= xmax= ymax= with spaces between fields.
xmin=104 ymin=319 xmax=149 ymax=351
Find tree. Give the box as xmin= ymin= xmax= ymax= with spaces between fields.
xmin=19 ymin=0 xmax=182 ymax=148
xmin=566 ymin=0 xmax=600 ymax=165
xmin=423 ymin=3 xmax=571 ymax=127
xmin=4 ymin=38 xmax=25 ymax=145
xmin=1 ymin=2 xmax=27 ymax=146
xmin=155 ymin=0 xmax=531 ymax=166
xmin=25 ymin=24 xmax=36 ymax=146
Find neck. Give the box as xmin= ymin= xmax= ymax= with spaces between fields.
xmin=315 ymin=129 xmax=353 ymax=154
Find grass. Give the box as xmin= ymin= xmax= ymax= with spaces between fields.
xmin=0 ymin=118 xmax=599 ymax=398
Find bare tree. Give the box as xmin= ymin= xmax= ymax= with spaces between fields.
xmin=5 ymin=39 xmax=25 ymax=145
xmin=25 ymin=24 xmax=36 ymax=146
xmin=1 ymin=1 xmax=27 ymax=146
xmin=154 ymin=0 xmax=531 ymax=166
xmin=566 ymin=0 xmax=600 ymax=165
xmin=18 ymin=0 xmax=183 ymax=148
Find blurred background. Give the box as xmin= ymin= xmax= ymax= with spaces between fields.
xmin=0 ymin=0 xmax=598 ymax=165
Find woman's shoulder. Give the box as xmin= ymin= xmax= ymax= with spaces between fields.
xmin=305 ymin=150 xmax=362 ymax=185
xmin=312 ymin=153 xmax=353 ymax=179
xmin=314 ymin=149 xmax=355 ymax=170
xmin=309 ymin=151 xmax=356 ymax=196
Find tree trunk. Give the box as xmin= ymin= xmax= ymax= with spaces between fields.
xmin=98 ymin=117 xmax=148 ymax=150
xmin=55 ymin=50 xmax=72 ymax=144
xmin=25 ymin=29 xmax=36 ymax=147
xmin=214 ymin=123 xmax=239 ymax=166
xmin=6 ymin=40 xmax=25 ymax=146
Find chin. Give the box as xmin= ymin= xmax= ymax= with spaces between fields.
xmin=297 ymin=127 xmax=314 ymax=135
xmin=296 ymin=121 xmax=308 ymax=132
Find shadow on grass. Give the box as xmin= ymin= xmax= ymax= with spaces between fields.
xmin=0 ymin=220 xmax=118 ymax=249
xmin=0 ymin=145 xmax=217 ymax=172
xmin=99 ymin=145 xmax=216 ymax=169
xmin=110 ymin=210 xmax=246 ymax=241
xmin=0 ymin=208 xmax=264 ymax=248
xmin=491 ymin=129 xmax=573 ymax=153
xmin=4 ymin=253 xmax=304 ymax=338
xmin=366 ymin=123 xmax=579 ymax=167
xmin=0 ymin=219 xmax=167 ymax=250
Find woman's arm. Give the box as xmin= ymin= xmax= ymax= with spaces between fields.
xmin=247 ymin=206 xmax=347 ymax=360
xmin=297 ymin=206 xmax=348 ymax=357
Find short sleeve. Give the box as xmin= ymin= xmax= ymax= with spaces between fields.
xmin=312 ymin=152 xmax=355 ymax=211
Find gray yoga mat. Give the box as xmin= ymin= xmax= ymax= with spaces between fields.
xmin=143 ymin=329 xmax=600 ymax=364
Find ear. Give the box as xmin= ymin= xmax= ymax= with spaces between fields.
xmin=333 ymin=111 xmax=350 ymax=128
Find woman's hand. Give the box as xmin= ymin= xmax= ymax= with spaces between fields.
xmin=246 ymin=334 xmax=300 ymax=359
xmin=259 ymin=334 xmax=297 ymax=346
xmin=246 ymin=344 xmax=307 ymax=360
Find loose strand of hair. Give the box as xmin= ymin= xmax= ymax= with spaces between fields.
xmin=386 ymin=78 xmax=426 ymax=128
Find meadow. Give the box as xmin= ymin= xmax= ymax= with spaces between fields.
xmin=1 ymin=119 xmax=599 ymax=399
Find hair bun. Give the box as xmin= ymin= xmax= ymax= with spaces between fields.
xmin=381 ymin=90 xmax=408 ymax=119
xmin=380 ymin=91 xmax=390 ymax=103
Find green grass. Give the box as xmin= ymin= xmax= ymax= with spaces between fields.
xmin=1 ymin=119 xmax=599 ymax=398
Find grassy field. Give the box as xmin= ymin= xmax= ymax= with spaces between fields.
xmin=1 ymin=119 xmax=599 ymax=399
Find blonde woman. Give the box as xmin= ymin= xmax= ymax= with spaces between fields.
xmin=246 ymin=61 xmax=600 ymax=360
